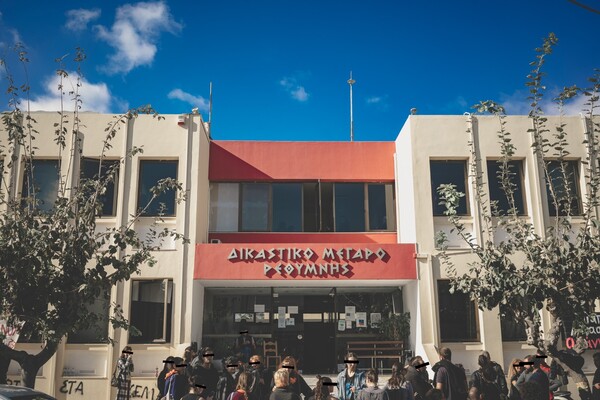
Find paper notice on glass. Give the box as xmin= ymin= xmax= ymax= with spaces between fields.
xmin=254 ymin=304 xmax=265 ymax=313
xmin=338 ymin=319 xmax=346 ymax=331
xmin=286 ymin=317 xmax=295 ymax=326
xmin=346 ymin=320 xmax=353 ymax=329
xmin=288 ymin=306 xmax=298 ymax=314
xmin=356 ymin=312 xmax=367 ymax=328
xmin=278 ymin=307 xmax=286 ymax=315
xmin=370 ymin=313 xmax=382 ymax=327
xmin=278 ymin=317 xmax=286 ymax=328
xmin=345 ymin=306 xmax=356 ymax=321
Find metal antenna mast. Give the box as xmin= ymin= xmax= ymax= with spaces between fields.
xmin=347 ymin=71 xmax=355 ymax=142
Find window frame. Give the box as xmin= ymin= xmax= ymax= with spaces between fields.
xmin=544 ymin=159 xmax=582 ymax=217
xmin=129 ymin=278 xmax=173 ymax=344
xmin=80 ymin=157 xmax=120 ymax=217
xmin=430 ymin=159 xmax=470 ymax=217
xmin=210 ymin=181 xmax=397 ymax=233
xmin=437 ymin=279 xmax=480 ymax=343
xmin=136 ymin=159 xmax=178 ymax=217
xmin=20 ymin=158 xmax=60 ymax=213
xmin=486 ymin=159 xmax=528 ymax=217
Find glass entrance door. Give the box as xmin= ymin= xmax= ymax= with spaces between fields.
xmin=273 ymin=288 xmax=336 ymax=374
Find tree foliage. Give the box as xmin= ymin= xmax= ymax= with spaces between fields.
xmin=436 ymin=33 xmax=600 ymax=399
xmin=0 ymin=45 xmax=187 ymax=388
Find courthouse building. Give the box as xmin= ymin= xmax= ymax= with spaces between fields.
xmin=3 ymin=111 xmax=598 ymax=398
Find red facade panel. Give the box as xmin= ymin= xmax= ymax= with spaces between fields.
xmin=209 ymin=141 xmax=395 ymax=181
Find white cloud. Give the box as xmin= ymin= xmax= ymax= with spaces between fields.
xmin=167 ymin=88 xmax=209 ymax=112
xmin=367 ymin=96 xmax=382 ymax=104
xmin=28 ymin=72 xmax=113 ymax=113
xmin=279 ymin=77 xmax=309 ymax=102
xmin=500 ymin=89 xmax=598 ymax=116
xmin=94 ymin=1 xmax=182 ymax=75
xmin=65 ymin=8 xmax=101 ymax=32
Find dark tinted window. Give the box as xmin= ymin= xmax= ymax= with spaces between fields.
xmin=129 ymin=280 xmax=172 ymax=344
xmin=81 ymin=158 xmax=119 ymax=216
xmin=320 ymin=182 xmax=334 ymax=232
xmin=21 ymin=159 xmax=59 ymax=213
xmin=272 ymin=183 xmax=302 ymax=232
xmin=438 ymin=280 xmax=478 ymax=342
xmin=487 ymin=160 xmax=526 ymax=216
xmin=430 ymin=160 xmax=468 ymax=216
xmin=335 ymin=183 xmax=365 ymax=232
xmin=68 ymin=294 xmax=110 ymax=343
xmin=241 ymin=183 xmax=269 ymax=231
xmin=137 ymin=160 xmax=178 ymax=216
xmin=368 ymin=184 xmax=395 ymax=230
xmin=303 ymin=182 xmax=319 ymax=232
xmin=545 ymin=160 xmax=581 ymax=216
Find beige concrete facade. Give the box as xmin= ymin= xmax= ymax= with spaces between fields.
xmin=1 ymin=112 xmax=210 ymax=399
xmin=395 ymin=114 xmax=597 ymax=388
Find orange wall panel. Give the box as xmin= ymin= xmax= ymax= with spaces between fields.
xmin=209 ymin=141 xmax=395 ymax=181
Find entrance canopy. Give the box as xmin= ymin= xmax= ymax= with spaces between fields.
xmin=195 ymin=243 xmax=417 ymax=280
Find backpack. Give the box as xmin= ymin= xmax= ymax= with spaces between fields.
xmin=436 ymin=360 xmax=468 ymax=400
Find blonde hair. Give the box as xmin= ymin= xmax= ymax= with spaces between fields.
xmin=274 ymin=369 xmax=290 ymax=388
xmin=250 ymin=355 xmax=262 ymax=363
xmin=237 ymin=372 xmax=252 ymax=391
xmin=280 ymin=356 xmax=296 ymax=369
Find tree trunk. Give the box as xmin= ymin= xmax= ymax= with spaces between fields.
xmin=545 ymin=314 xmax=591 ymax=400
xmin=0 ymin=341 xmax=58 ymax=388
xmin=0 ymin=354 xmax=9 ymax=384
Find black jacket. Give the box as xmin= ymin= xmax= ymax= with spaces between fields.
xmin=194 ymin=363 xmax=221 ymax=393
xmin=405 ymin=366 xmax=432 ymax=400
xmin=269 ymin=371 xmax=312 ymax=398
xmin=432 ymin=360 xmax=468 ymax=400
xmin=249 ymin=367 xmax=270 ymax=400
xmin=269 ymin=388 xmax=301 ymax=400
xmin=216 ymin=372 xmax=237 ymax=400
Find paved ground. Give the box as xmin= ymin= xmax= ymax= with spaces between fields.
xmin=302 ymin=374 xmax=392 ymax=396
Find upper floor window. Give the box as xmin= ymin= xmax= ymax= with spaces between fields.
xmin=210 ymin=183 xmax=239 ymax=232
xmin=137 ymin=160 xmax=178 ymax=217
xmin=272 ymin=183 xmax=302 ymax=232
xmin=21 ymin=159 xmax=60 ymax=213
xmin=129 ymin=279 xmax=173 ymax=344
xmin=335 ymin=183 xmax=365 ymax=232
xmin=80 ymin=158 xmax=119 ymax=217
xmin=487 ymin=160 xmax=527 ymax=216
xmin=241 ymin=183 xmax=270 ymax=231
xmin=545 ymin=160 xmax=581 ymax=216
xmin=430 ymin=160 xmax=469 ymax=216
xmin=209 ymin=182 xmax=395 ymax=233
xmin=438 ymin=280 xmax=479 ymax=342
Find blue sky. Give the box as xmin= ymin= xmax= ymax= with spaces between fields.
xmin=0 ymin=0 xmax=599 ymax=141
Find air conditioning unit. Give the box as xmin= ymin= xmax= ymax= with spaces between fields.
xmin=209 ymin=239 xmax=222 ymax=244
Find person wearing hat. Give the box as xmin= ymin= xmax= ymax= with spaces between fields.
xmin=165 ymin=357 xmax=192 ymax=400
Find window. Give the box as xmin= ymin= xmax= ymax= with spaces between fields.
xmin=80 ymin=158 xmax=119 ymax=216
xmin=21 ymin=159 xmax=60 ymax=213
xmin=368 ymin=184 xmax=396 ymax=230
xmin=335 ymin=183 xmax=365 ymax=232
xmin=209 ymin=181 xmax=396 ymax=232
xmin=129 ymin=279 xmax=173 ymax=344
xmin=487 ymin=160 xmax=526 ymax=216
xmin=438 ymin=280 xmax=478 ymax=342
xmin=430 ymin=160 xmax=469 ymax=216
xmin=545 ymin=160 xmax=581 ymax=216
xmin=68 ymin=294 xmax=110 ymax=343
xmin=241 ymin=183 xmax=269 ymax=231
xmin=500 ymin=313 xmax=527 ymax=342
xmin=272 ymin=183 xmax=302 ymax=232
xmin=303 ymin=182 xmax=319 ymax=232
xmin=210 ymin=183 xmax=239 ymax=231
xmin=137 ymin=160 xmax=178 ymax=216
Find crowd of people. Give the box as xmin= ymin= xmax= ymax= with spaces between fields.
xmin=112 ymin=340 xmax=600 ymax=400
